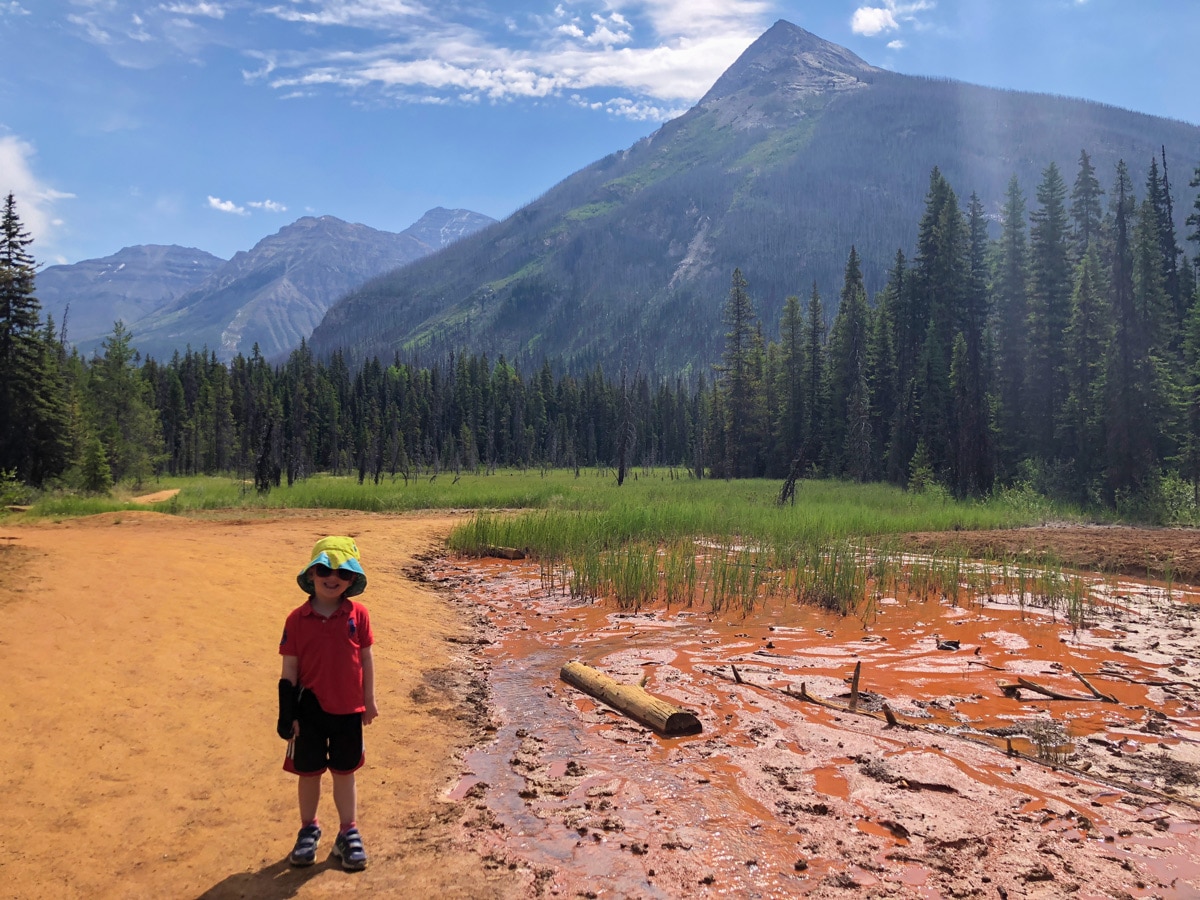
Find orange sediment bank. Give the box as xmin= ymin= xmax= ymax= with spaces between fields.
xmin=436 ymin=553 xmax=1200 ymax=898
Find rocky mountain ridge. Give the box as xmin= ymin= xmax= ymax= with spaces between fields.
xmin=308 ymin=20 xmax=1200 ymax=376
xmin=51 ymin=207 xmax=494 ymax=360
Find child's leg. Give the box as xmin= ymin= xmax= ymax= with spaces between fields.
xmin=298 ymin=774 xmax=322 ymax=825
xmin=331 ymin=771 xmax=357 ymax=830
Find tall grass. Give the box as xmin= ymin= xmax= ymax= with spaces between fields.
xmin=9 ymin=469 xmax=1097 ymax=621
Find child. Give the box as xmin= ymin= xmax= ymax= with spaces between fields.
xmin=277 ymin=536 xmax=379 ymax=870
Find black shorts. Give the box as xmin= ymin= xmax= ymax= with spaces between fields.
xmin=283 ymin=689 xmax=365 ymax=776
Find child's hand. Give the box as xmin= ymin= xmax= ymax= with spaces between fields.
xmin=363 ymin=699 xmax=379 ymax=725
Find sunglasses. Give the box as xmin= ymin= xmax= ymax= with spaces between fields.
xmin=311 ymin=564 xmax=355 ymax=581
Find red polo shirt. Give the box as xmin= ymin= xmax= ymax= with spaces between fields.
xmin=279 ymin=599 xmax=374 ymax=715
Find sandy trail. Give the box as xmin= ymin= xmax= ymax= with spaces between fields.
xmin=0 ymin=510 xmax=519 ymax=900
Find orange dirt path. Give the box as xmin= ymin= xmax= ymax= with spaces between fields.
xmin=0 ymin=510 xmax=519 ymax=900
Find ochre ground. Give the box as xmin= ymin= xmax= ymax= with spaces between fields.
xmin=0 ymin=509 xmax=520 ymax=900
xmin=5 ymin=510 xmax=1200 ymax=899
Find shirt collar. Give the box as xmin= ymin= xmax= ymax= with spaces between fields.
xmin=300 ymin=598 xmax=349 ymax=618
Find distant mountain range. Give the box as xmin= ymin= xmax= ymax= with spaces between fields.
xmin=308 ymin=20 xmax=1200 ymax=376
xmin=41 ymin=207 xmax=495 ymax=361
xmin=38 ymin=245 xmax=226 ymax=345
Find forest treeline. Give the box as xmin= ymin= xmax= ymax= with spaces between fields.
xmin=2 ymin=145 xmax=1200 ymax=514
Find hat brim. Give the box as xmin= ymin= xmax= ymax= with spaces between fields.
xmin=297 ymin=551 xmax=367 ymax=598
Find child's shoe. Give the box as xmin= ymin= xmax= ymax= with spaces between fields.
xmin=289 ymin=823 xmax=321 ymax=866
xmin=332 ymin=827 xmax=368 ymax=871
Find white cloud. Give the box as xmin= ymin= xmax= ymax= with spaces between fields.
xmin=851 ymin=7 xmax=896 ymax=36
xmin=68 ymin=0 xmax=774 ymax=123
xmin=0 ymin=135 xmax=74 ymax=248
xmin=263 ymin=0 xmax=429 ymax=29
xmin=160 ymin=1 xmax=226 ymax=18
xmin=247 ymin=199 xmax=288 ymax=212
xmin=253 ymin=0 xmax=767 ymax=113
xmin=207 ymin=195 xmax=248 ymax=215
xmin=851 ymin=1 xmax=935 ymax=37
xmin=1 ymin=1 xmax=30 ymax=14
xmin=887 ymin=39 xmax=905 ymax=49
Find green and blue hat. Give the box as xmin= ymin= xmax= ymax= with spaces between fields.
xmin=297 ymin=535 xmax=368 ymax=598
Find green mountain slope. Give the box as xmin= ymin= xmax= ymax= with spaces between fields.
xmin=310 ymin=20 xmax=1200 ymax=375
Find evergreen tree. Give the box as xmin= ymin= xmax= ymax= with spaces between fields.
xmin=992 ymin=176 xmax=1031 ymax=478
xmin=717 ymin=268 xmax=765 ymax=478
xmin=801 ymin=282 xmax=827 ymax=472
xmin=865 ymin=282 xmax=897 ymax=481
xmin=774 ymin=294 xmax=806 ymax=473
xmin=912 ymin=168 xmax=967 ymax=478
xmin=1181 ymin=293 xmax=1200 ymax=504
xmin=1069 ymin=150 xmax=1104 ymax=260
xmin=825 ymin=247 xmax=871 ymax=479
xmin=1060 ymin=246 xmax=1111 ymax=501
xmin=1147 ymin=151 xmax=1183 ymax=337
xmin=1105 ymin=161 xmax=1157 ymax=500
xmin=87 ymin=322 xmax=164 ymax=485
xmin=953 ymin=193 xmax=992 ymax=496
xmin=0 ymin=193 xmax=69 ymax=483
xmin=1025 ymin=162 xmax=1073 ymax=462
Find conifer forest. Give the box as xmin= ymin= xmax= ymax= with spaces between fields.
xmin=4 ymin=147 xmax=1200 ymax=516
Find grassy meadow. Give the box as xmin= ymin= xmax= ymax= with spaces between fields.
xmin=5 ymin=468 xmax=1088 ymax=620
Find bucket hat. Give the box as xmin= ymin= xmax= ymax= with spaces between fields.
xmin=297 ymin=535 xmax=367 ymax=598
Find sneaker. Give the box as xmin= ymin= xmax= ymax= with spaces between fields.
xmin=332 ymin=827 xmax=368 ymax=871
xmin=289 ymin=824 xmax=321 ymax=866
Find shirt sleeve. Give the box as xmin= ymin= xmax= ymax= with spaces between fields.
xmin=357 ymin=605 xmax=375 ymax=648
xmin=279 ymin=609 xmax=300 ymax=656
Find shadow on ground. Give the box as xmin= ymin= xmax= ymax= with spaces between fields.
xmin=196 ymin=856 xmax=348 ymax=899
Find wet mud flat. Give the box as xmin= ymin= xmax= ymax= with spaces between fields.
xmin=428 ymin=552 xmax=1200 ymax=899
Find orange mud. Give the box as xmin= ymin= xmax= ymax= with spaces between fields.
xmin=431 ymin=547 xmax=1200 ymax=898
xmin=6 ymin=512 xmax=1200 ymax=899
xmin=0 ymin=510 xmax=520 ymax=900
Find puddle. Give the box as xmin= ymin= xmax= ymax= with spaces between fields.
xmin=431 ymin=555 xmax=1200 ymax=897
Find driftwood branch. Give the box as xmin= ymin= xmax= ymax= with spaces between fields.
xmin=561 ymin=661 xmax=701 ymax=736
xmin=1071 ymin=668 xmax=1119 ymax=703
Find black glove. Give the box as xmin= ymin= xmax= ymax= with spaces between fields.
xmin=277 ymin=678 xmax=298 ymax=740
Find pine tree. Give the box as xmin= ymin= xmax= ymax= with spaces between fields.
xmin=992 ymin=176 xmax=1031 ymax=478
xmin=775 ymin=294 xmax=806 ymax=472
xmin=717 ymin=268 xmax=764 ymax=478
xmin=953 ymin=193 xmax=992 ymax=496
xmin=87 ymin=321 xmax=164 ymax=485
xmin=0 ymin=194 xmax=70 ymax=484
xmin=1147 ymin=151 xmax=1183 ymax=337
xmin=825 ymin=247 xmax=871 ymax=479
xmin=801 ymin=282 xmax=827 ymax=472
xmin=1105 ymin=161 xmax=1157 ymax=500
xmin=1060 ymin=246 xmax=1111 ymax=501
xmin=1069 ymin=150 xmax=1104 ymax=261
xmin=1026 ymin=162 xmax=1073 ymax=462
xmin=912 ymin=168 xmax=967 ymax=478
xmin=865 ymin=282 xmax=896 ymax=481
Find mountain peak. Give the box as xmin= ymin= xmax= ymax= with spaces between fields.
xmin=697 ymin=19 xmax=879 ymax=125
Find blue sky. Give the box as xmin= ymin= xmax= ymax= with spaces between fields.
xmin=1 ymin=0 xmax=1196 ymax=265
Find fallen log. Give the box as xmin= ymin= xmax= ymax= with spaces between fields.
xmin=560 ymin=661 xmax=702 ymax=736
xmin=484 ymin=546 xmax=526 ymax=560
xmin=997 ymin=677 xmax=1098 ymax=701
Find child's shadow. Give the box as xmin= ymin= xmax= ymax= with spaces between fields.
xmin=196 ymin=855 xmax=338 ymax=900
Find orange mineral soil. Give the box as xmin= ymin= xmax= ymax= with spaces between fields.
xmin=432 ymin=542 xmax=1200 ymax=898
xmin=5 ymin=512 xmax=1200 ymax=899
